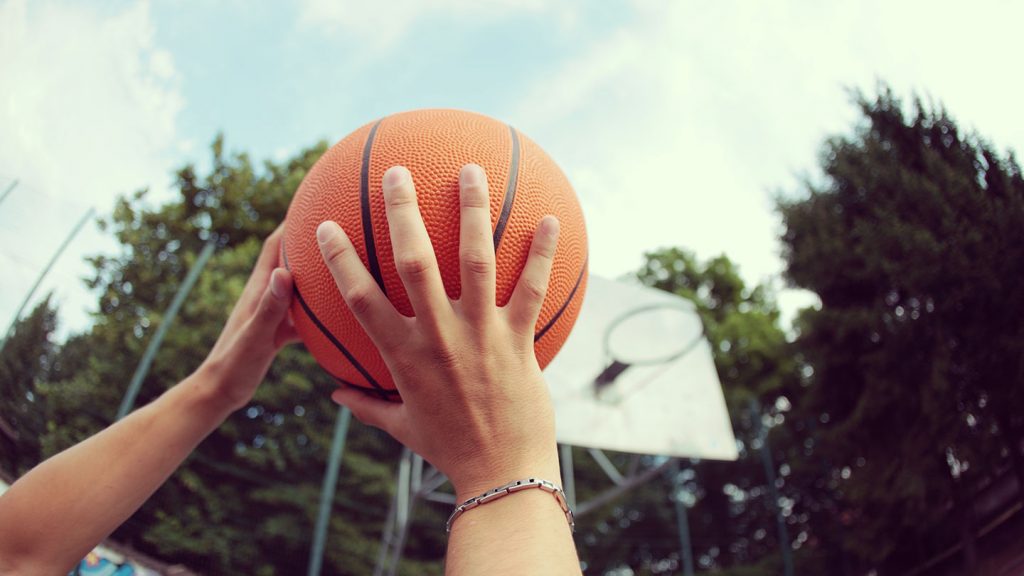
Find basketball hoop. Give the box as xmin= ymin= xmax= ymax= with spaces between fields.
xmin=593 ymin=302 xmax=704 ymax=403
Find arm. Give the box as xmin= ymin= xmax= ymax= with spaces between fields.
xmin=317 ymin=164 xmax=581 ymax=575
xmin=0 ymin=229 xmax=297 ymax=576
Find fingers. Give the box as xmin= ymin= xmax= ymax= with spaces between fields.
xmin=331 ymin=386 xmax=405 ymax=435
xmin=243 ymin=267 xmax=293 ymax=353
xmin=382 ymin=166 xmax=450 ymax=323
xmin=316 ymin=221 xmax=404 ymax=350
xmin=273 ymin=313 xmax=300 ymax=349
xmin=250 ymin=224 xmax=286 ymax=290
xmin=505 ymin=216 xmax=559 ymax=336
xmin=458 ymin=164 xmax=496 ymax=320
xmin=260 ymin=223 xmax=286 ymax=266
xmin=231 ymin=224 xmax=288 ymax=323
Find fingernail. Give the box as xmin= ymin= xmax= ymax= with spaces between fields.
xmin=330 ymin=389 xmax=347 ymax=406
xmin=384 ymin=166 xmax=408 ymax=187
xmin=270 ymin=269 xmax=288 ymax=299
xmin=541 ymin=215 xmax=560 ymax=238
xmin=316 ymin=221 xmax=335 ymax=244
xmin=460 ymin=164 xmax=483 ymax=186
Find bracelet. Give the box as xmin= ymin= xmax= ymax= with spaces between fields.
xmin=446 ymin=478 xmax=576 ymax=533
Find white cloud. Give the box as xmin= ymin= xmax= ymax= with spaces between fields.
xmin=297 ymin=0 xmax=573 ymax=50
xmin=509 ymin=0 xmax=1024 ymax=322
xmin=0 ymin=0 xmax=184 ymax=337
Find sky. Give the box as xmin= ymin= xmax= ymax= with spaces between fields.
xmin=2 ymin=0 xmax=1024 ymax=338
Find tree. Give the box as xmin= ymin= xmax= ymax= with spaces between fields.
xmin=0 ymin=298 xmax=58 ymax=477
xmin=24 ymin=136 xmax=443 ymax=575
xmin=565 ymin=249 xmax=800 ymax=574
xmin=778 ymin=86 xmax=1024 ymax=573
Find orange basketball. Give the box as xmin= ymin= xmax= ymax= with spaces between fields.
xmin=282 ymin=109 xmax=588 ymax=399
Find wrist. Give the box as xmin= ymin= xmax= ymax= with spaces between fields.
xmin=447 ymin=477 xmax=575 ymax=534
xmin=191 ymin=360 xmax=249 ymax=415
xmin=147 ymin=368 xmax=237 ymax=435
xmin=452 ymin=446 xmax=562 ymax=502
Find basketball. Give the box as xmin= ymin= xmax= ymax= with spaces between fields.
xmin=282 ymin=109 xmax=588 ymax=399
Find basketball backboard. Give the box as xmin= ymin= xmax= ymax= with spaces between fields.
xmin=544 ymin=275 xmax=738 ymax=460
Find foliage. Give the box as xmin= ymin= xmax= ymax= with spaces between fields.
xmin=6 ymin=137 xmax=442 ymax=575
xmin=0 ymin=297 xmax=58 ymax=476
xmin=778 ymin=86 xmax=1024 ymax=573
xmin=567 ymin=250 xmax=799 ymax=574
xmin=2 ymin=136 xmax=802 ymax=573
xmin=9 ymin=83 xmax=1018 ymax=575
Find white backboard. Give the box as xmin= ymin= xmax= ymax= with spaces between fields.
xmin=545 ymin=275 xmax=738 ymax=460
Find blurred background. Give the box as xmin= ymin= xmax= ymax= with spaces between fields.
xmin=2 ymin=1 xmax=1024 ymax=574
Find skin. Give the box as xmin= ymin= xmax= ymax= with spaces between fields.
xmin=323 ymin=164 xmax=581 ymax=575
xmin=0 ymin=225 xmax=299 ymax=576
xmin=0 ymin=164 xmax=581 ymax=576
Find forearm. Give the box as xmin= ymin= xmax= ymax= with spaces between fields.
xmin=445 ymin=456 xmax=581 ymax=576
xmin=0 ymin=366 xmax=234 ymax=575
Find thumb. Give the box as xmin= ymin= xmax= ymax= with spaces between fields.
xmin=247 ymin=268 xmax=293 ymax=351
xmin=331 ymin=386 xmax=404 ymax=437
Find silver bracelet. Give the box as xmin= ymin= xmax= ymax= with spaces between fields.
xmin=446 ymin=477 xmax=576 ymax=533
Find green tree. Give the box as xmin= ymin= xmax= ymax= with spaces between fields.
xmin=778 ymin=87 xmax=1024 ymax=573
xmin=639 ymin=250 xmax=802 ymax=572
xmin=28 ymin=137 xmax=443 ymax=575
xmin=567 ymin=249 xmax=800 ymax=575
xmin=0 ymin=298 xmax=58 ymax=477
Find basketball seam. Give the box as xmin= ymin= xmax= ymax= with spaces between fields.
xmin=324 ymin=366 xmax=400 ymax=400
xmin=492 ymin=125 xmax=521 ymax=251
xmin=291 ymin=287 xmax=388 ymax=392
xmin=361 ymin=119 xmax=386 ymax=294
xmin=534 ymin=258 xmax=587 ymax=343
xmin=281 ymin=238 xmax=390 ymax=397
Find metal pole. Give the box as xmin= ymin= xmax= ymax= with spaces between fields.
xmin=670 ymin=460 xmax=695 ymax=576
xmin=0 ymin=179 xmax=17 ymax=207
xmin=386 ymin=448 xmax=414 ymax=576
xmin=307 ymin=406 xmax=352 ymax=576
xmin=396 ymin=448 xmax=412 ymax=530
xmin=386 ymin=501 xmax=414 ymax=576
xmin=588 ymin=448 xmax=625 ymax=485
xmin=750 ymin=399 xmax=794 ymax=576
xmin=576 ymin=458 xmax=675 ymax=518
xmin=116 ymin=240 xmax=217 ymax=419
xmin=1 ymin=207 xmax=95 ymax=354
xmin=375 ymin=449 xmax=414 ymax=576
xmin=560 ymin=444 xmax=576 ymax=510
xmin=411 ymin=453 xmax=423 ymax=493
xmin=674 ymin=493 xmax=695 ymax=575
xmin=373 ymin=485 xmax=399 ymax=576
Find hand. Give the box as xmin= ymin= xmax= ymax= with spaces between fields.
xmin=201 ymin=225 xmax=299 ymax=410
xmin=317 ymin=164 xmax=562 ymax=499
xmin=0 ymin=230 xmax=303 ymax=576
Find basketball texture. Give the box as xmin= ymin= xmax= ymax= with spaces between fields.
xmin=282 ymin=109 xmax=588 ymax=399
